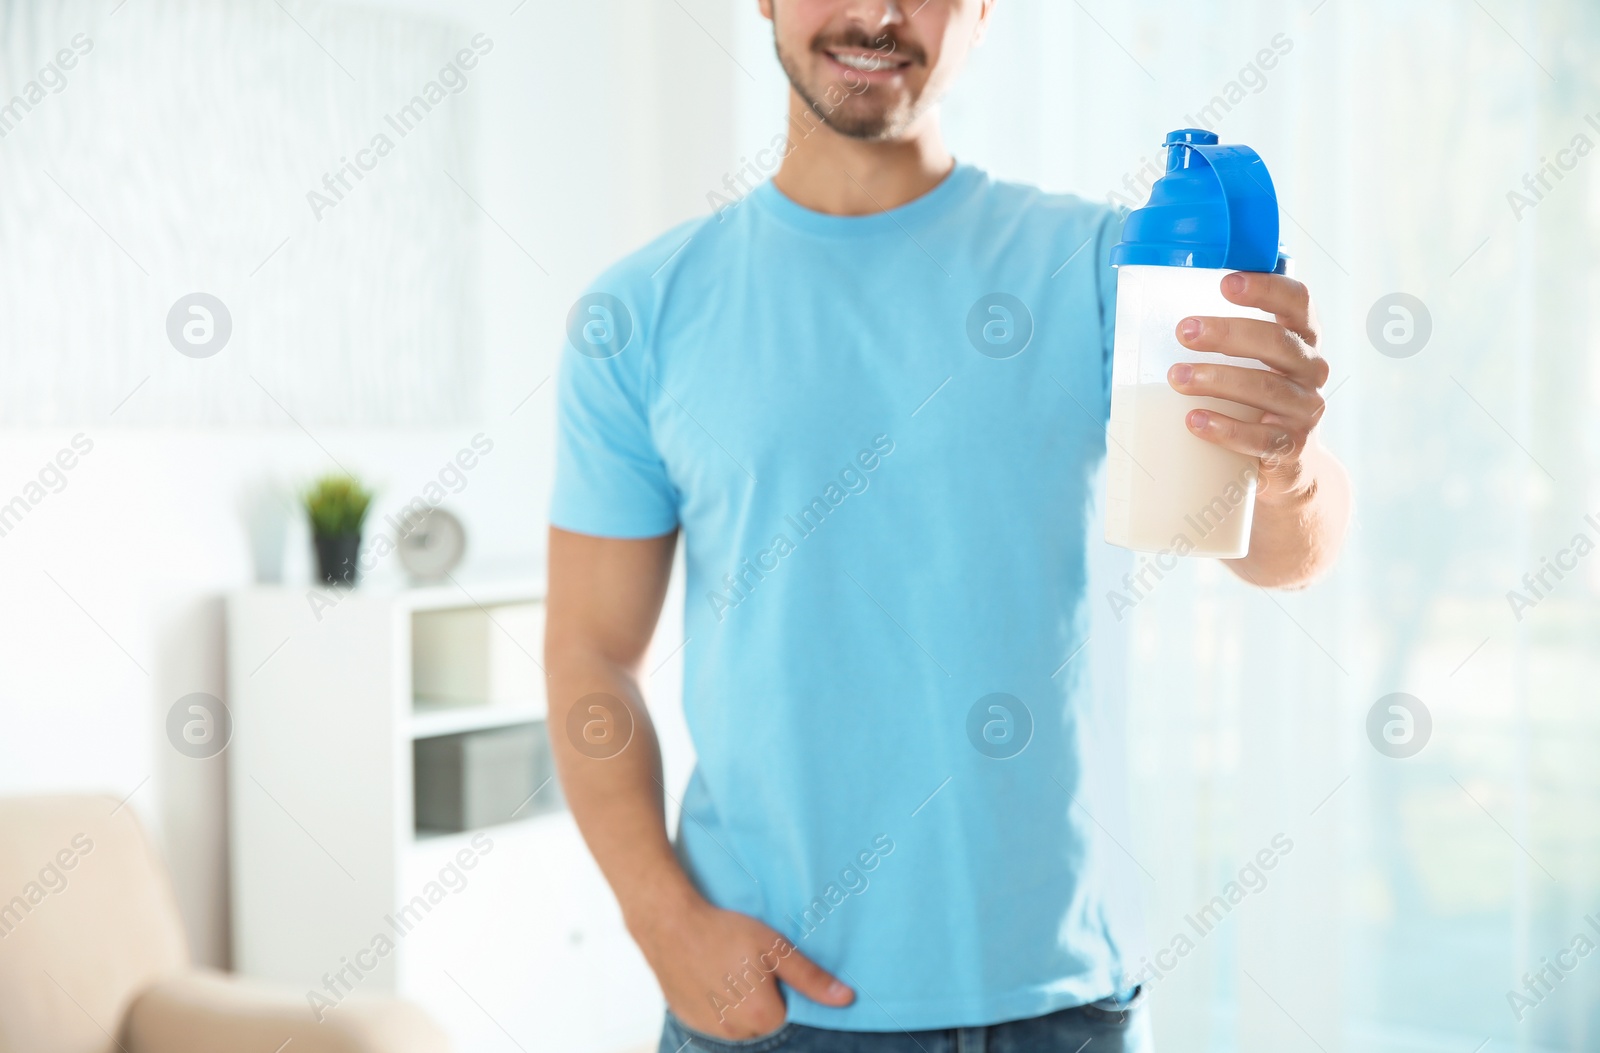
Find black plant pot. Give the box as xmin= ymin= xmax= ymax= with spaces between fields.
xmin=314 ymin=532 xmax=362 ymax=586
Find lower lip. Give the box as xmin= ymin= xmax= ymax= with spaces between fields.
xmin=823 ymin=52 xmax=911 ymax=83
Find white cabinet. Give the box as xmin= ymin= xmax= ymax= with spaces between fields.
xmin=412 ymin=603 xmax=548 ymax=706
xmin=227 ymin=577 xmax=665 ymax=1052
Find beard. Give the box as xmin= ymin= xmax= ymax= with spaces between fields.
xmin=774 ymin=25 xmax=930 ymax=141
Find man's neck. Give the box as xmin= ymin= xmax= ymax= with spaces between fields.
xmin=770 ymin=91 xmax=954 ymax=217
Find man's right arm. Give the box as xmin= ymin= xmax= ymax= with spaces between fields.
xmin=544 ymin=526 xmax=853 ymax=1038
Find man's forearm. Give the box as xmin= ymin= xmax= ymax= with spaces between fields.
xmin=1227 ymin=443 xmax=1351 ymax=588
xmin=546 ymin=649 xmax=700 ymax=929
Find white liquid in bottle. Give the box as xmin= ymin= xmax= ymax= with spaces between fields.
xmin=1104 ymin=265 xmax=1272 ymax=559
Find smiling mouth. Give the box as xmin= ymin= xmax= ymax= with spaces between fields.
xmin=825 ymin=48 xmax=914 ymax=74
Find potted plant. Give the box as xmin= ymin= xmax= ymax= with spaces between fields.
xmin=302 ymin=474 xmax=374 ymax=586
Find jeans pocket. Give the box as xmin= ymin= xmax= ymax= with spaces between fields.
xmin=664 ymin=1009 xmax=796 ymax=1053
xmin=1076 ymin=984 xmax=1146 ymax=1026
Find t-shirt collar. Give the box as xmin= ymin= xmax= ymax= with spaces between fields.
xmin=750 ymin=162 xmax=985 ymax=237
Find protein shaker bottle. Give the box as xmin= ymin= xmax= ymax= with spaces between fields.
xmin=1105 ymin=128 xmax=1288 ymax=559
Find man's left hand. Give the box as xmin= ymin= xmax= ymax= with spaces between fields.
xmin=1167 ymin=271 xmax=1329 ymax=504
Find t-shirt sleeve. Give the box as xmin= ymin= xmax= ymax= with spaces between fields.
xmin=1092 ymin=206 xmax=1129 ymax=407
xmin=549 ymin=307 xmax=680 ymax=539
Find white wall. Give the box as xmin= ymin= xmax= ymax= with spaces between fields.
xmin=0 ymin=0 xmax=743 ymax=968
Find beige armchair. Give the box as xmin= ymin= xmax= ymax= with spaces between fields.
xmin=0 ymin=795 xmax=450 ymax=1053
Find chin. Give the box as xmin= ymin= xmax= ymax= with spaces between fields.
xmin=806 ymin=91 xmax=917 ymax=141
xmin=831 ymin=117 xmax=908 ymax=141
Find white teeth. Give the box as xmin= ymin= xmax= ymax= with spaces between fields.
xmin=831 ymin=51 xmax=898 ymax=72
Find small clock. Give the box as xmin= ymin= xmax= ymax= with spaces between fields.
xmin=396 ymin=507 xmax=466 ymax=581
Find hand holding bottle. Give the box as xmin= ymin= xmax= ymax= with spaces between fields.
xmin=1168 ymin=269 xmax=1329 ymax=506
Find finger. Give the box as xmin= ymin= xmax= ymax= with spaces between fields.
xmin=719 ymin=996 xmax=789 ymax=1040
xmin=1219 ymin=271 xmax=1320 ymax=345
xmin=1186 ymin=408 xmax=1300 ymax=467
xmin=694 ymin=997 xmax=785 ymax=1041
xmin=771 ymin=937 xmax=854 ymax=1007
xmin=1176 ymin=316 xmax=1329 ymax=388
xmin=1169 ymin=362 xmax=1323 ymax=423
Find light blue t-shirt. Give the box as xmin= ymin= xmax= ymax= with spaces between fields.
xmin=551 ymin=164 xmax=1133 ymax=1031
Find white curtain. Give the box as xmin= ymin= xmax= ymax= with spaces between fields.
xmin=0 ymin=0 xmax=481 ymax=426
xmin=724 ymin=1 xmax=1598 ymax=1049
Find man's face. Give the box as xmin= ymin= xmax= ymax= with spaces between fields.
xmin=761 ymin=0 xmax=993 ymax=141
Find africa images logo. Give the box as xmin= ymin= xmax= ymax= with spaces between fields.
xmin=965 ymin=693 xmax=1033 ymax=759
xmin=167 ymin=293 xmax=232 ymax=358
xmin=966 ymin=293 xmax=1033 ymax=360
xmin=1366 ymin=692 xmax=1430 ymax=759
xmin=706 ymin=435 xmax=895 ymax=622
xmin=566 ymin=293 xmax=633 ymax=359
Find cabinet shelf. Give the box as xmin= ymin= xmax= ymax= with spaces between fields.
xmin=410 ymin=698 xmax=547 ymax=739
xmin=410 ymin=807 xmax=565 ymax=846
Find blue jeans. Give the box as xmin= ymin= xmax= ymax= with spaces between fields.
xmin=658 ymin=988 xmax=1151 ymax=1053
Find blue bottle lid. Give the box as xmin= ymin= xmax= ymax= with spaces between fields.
xmin=1111 ymin=129 xmax=1288 ymax=274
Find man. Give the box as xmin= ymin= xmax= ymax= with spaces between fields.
xmin=545 ymin=1 xmax=1349 ymax=1050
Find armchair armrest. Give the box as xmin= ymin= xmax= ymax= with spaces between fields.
xmin=125 ymin=969 xmax=451 ymax=1053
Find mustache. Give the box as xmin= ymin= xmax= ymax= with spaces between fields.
xmin=812 ymin=29 xmax=924 ymax=65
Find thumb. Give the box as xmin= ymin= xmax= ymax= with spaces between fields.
xmin=770 ymin=937 xmax=854 ymax=1007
